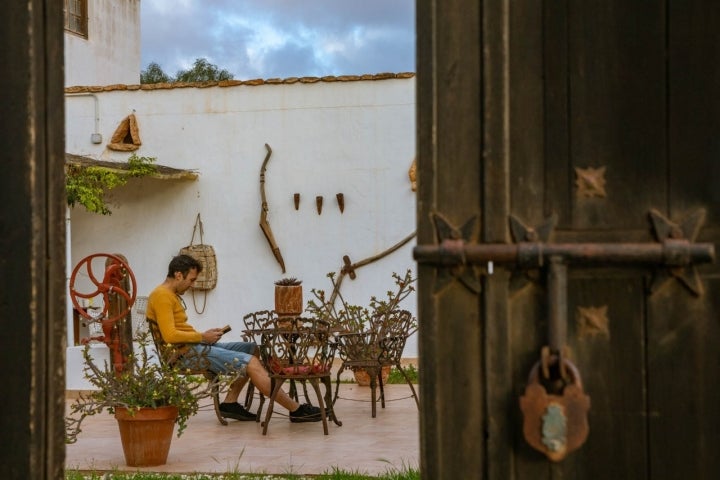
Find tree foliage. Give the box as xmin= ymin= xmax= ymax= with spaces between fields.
xmin=140 ymin=58 xmax=235 ymax=84
xmin=140 ymin=62 xmax=172 ymax=84
xmin=175 ymin=58 xmax=234 ymax=82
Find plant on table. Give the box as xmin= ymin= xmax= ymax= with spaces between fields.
xmin=65 ymin=331 xmax=218 ymax=443
xmin=306 ymin=269 xmax=417 ymax=334
xmin=306 ymin=269 xmax=417 ymax=385
xmin=274 ymin=276 xmax=303 ymax=316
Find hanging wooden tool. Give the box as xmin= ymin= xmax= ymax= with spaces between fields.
xmin=326 ymin=231 xmax=417 ymax=304
xmin=258 ymin=143 xmax=286 ymax=273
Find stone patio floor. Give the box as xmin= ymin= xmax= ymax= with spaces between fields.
xmin=65 ymin=383 xmax=420 ymax=477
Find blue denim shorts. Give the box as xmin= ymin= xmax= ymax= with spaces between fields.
xmin=181 ymin=341 xmax=256 ymax=374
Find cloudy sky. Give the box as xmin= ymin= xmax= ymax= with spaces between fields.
xmin=141 ymin=0 xmax=416 ymax=80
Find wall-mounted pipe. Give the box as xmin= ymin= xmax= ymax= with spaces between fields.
xmin=65 ymin=93 xmax=102 ymax=143
xmin=65 ymin=206 xmax=73 ymax=345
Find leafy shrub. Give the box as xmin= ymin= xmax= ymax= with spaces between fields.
xmin=65 ymin=153 xmax=157 ymax=215
xmin=65 ymin=331 xmax=220 ymax=442
xmin=386 ymin=364 xmax=419 ymax=384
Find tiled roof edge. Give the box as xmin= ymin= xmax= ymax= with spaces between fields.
xmin=65 ymin=72 xmax=416 ymax=94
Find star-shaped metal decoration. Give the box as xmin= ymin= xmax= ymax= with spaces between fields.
xmin=576 ymin=305 xmax=610 ymax=339
xmin=648 ymin=208 xmax=707 ymax=296
xmin=508 ymin=213 xmax=558 ymax=292
xmin=430 ymin=212 xmax=480 ymax=294
xmin=574 ymin=166 xmax=607 ymax=198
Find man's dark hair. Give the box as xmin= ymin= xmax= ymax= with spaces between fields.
xmin=167 ymin=254 xmax=203 ymax=278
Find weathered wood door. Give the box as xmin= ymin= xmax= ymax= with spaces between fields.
xmin=0 ymin=0 xmax=66 ymax=478
xmin=416 ymin=1 xmax=720 ymax=478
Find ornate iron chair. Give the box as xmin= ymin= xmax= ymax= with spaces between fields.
xmin=377 ymin=309 xmax=419 ymax=406
xmin=243 ymin=310 xmax=323 ymax=410
xmin=241 ymin=310 xmax=278 ymax=421
xmin=257 ymin=317 xmax=339 ymax=435
xmin=334 ymin=309 xmax=419 ymax=417
xmin=145 ymin=318 xmax=236 ymax=426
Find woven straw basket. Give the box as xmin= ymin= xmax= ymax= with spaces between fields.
xmin=178 ymin=243 xmax=217 ymax=290
xmin=178 ymin=214 xmax=217 ymax=291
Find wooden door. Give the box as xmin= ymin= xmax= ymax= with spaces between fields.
xmin=0 ymin=1 xmax=67 ymax=478
xmin=416 ymin=1 xmax=720 ymax=478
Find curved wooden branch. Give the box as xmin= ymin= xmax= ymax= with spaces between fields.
xmin=329 ymin=231 xmax=417 ymax=304
xmin=258 ymin=143 xmax=286 ymax=273
xmin=344 ymin=231 xmax=417 ymax=274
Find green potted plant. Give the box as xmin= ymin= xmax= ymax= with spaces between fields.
xmin=65 ymin=331 xmax=217 ymax=467
xmin=274 ymin=277 xmax=303 ymax=317
xmin=306 ymin=269 xmax=417 ymax=385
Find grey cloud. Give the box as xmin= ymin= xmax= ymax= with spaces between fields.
xmin=141 ymin=0 xmax=414 ymax=79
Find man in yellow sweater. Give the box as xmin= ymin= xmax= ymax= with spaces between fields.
xmin=146 ymin=254 xmax=320 ymax=422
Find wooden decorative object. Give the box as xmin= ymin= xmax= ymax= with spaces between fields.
xmin=258 ymin=143 xmax=286 ymax=273
xmin=316 ymin=196 xmax=323 ymax=215
xmin=408 ymin=157 xmax=417 ymax=191
xmin=274 ymin=278 xmax=303 ymax=316
xmin=107 ymin=113 xmax=142 ymax=152
xmin=294 ymin=193 xmax=300 ymax=210
xmin=336 ymin=193 xmax=345 ymax=213
xmin=574 ymin=165 xmax=607 ymax=198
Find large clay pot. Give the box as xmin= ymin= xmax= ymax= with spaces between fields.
xmin=274 ymin=284 xmax=303 ymax=316
xmin=354 ymin=365 xmax=392 ymax=386
xmin=115 ymin=406 xmax=178 ymax=467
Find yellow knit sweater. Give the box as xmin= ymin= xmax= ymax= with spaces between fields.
xmin=146 ymin=285 xmax=203 ymax=344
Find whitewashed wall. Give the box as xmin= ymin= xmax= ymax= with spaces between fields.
xmin=64 ymin=0 xmax=141 ymax=87
xmin=65 ymin=78 xmax=417 ymax=388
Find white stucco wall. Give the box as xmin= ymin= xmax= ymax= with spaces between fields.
xmin=65 ymin=77 xmax=417 ymax=388
xmin=64 ymin=0 xmax=141 ymax=87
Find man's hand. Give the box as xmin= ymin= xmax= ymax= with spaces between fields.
xmin=201 ymin=328 xmax=224 ymax=344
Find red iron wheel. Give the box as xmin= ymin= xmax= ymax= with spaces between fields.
xmin=69 ymin=253 xmax=137 ymax=323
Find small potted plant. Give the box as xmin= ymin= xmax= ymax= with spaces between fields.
xmin=306 ymin=269 xmax=417 ymax=385
xmin=274 ymin=277 xmax=303 ymax=317
xmin=65 ymin=331 xmax=217 ymax=467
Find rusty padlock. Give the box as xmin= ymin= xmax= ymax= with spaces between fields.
xmin=519 ymin=357 xmax=591 ymax=461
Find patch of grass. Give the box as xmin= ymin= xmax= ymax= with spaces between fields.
xmin=320 ymin=464 xmax=419 ymax=479
xmin=385 ymin=364 xmax=418 ymax=384
xmin=65 ymin=468 xmax=420 ymax=479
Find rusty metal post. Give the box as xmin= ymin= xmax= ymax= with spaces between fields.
xmin=547 ymin=256 xmax=567 ymax=355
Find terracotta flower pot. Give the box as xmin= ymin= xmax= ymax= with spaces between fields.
xmin=354 ymin=366 xmax=392 ymax=386
xmin=275 ymin=284 xmax=303 ymax=316
xmin=115 ymin=406 xmax=178 ymax=467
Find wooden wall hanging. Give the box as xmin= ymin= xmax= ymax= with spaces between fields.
xmin=258 ymin=143 xmax=286 ymax=273
xmin=107 ymin=113 xmax=142 ymax=152
xmin=326 ymin=231 xmax=417 ymax=304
